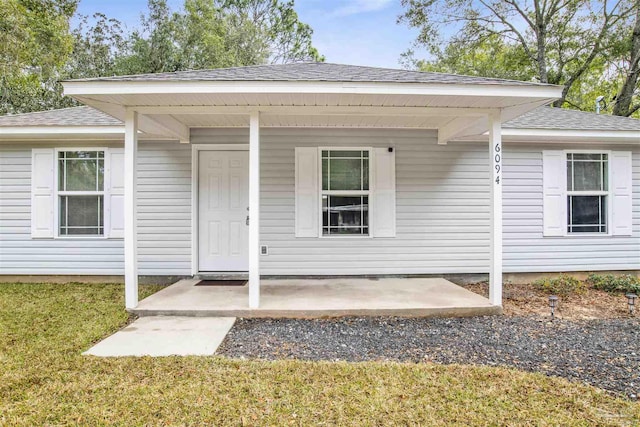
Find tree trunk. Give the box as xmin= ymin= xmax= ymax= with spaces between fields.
xmin=613 ymin=7 xmax=640 ymax=117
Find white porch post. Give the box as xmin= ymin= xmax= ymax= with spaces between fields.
xmin=489 ymin=111 xmax=503 ymax=306
xmin=124 ymin=109 xmax=139 ymax=309
xmin=249 ymin=111 xmax=260 ymax=308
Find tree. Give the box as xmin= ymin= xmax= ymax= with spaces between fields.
xmin=66 ymin=13 xmax=127 ymax=80
xmin=115 ymin=0 xmax=323 ymax=74
xmin=398 ymin=0 xmax=637 ymax=110
xmin=401 ymin=34 xmax=536 ymax=82
xmin=612 ymin=5 xmax=640 ymax=116
xmin=0 ymin=0 xmax=78 ymax=114
xmin=220 ymin=0 xmax=323 ymax=63
xmin=1 ymin=0 xmax=322 ymax=114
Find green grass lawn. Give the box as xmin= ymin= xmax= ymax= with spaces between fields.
xmin=0 ymin=283 xmax=638 ymax=426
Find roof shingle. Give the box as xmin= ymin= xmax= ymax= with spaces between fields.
xmin=0 ymin=106 xmax=121 ymax=127
xmin=65 ymin=62 xmax=553 ymax=87
xmin=503 ymin=106 xmax=640 ymax=131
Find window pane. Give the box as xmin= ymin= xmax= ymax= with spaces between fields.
xmin=571 ymin=160 xmax=602 ymax=191
xmin=59 ymin=195 xmax=104 ymax=236
xmin=568 ymin=195 xmax=606 ymax=233
xmin=327 ymin=158 xmax=362 ymax=190
xmin=322 ymin=158 xmax=328 ymax=191
xmin=321 ymin=150 xmax=369 ymax=191
xmin=327 ymin=150 xmax=363 ymax=158
xmin=573 ymin=153 xmax=604 ymax=161
xmin=322 ymin=195 xmax=369 ymax=235
xmin=58 ymin=151 xmax=104 ymax=191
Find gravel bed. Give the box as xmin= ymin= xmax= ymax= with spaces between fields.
xmin=217 ymin=316 xmax=640 ymax=398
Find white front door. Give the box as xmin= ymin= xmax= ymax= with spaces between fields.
xmin=198 ymin=150 xmax=249 ymax=271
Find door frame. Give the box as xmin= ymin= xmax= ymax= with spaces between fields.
xmin=191 ymin=144 xmax=250 ymax=275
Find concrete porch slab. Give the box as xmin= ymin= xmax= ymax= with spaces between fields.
xmin=83 ymin=316 xmax=235 ymax=357
xmin=132 ymin=278 xmax=501 ymax=318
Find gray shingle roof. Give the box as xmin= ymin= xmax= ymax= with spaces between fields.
xmin=0 ymin=106 xmax=121 ymax=127
xmin=503 ymin=106 xmax=640 ymax=131
xmin=66 ymin=62 xmax=553 ymax=86
xmin=1 ymin=104 xmax=638 ymax=132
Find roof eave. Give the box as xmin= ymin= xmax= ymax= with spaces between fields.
xmin=454 ymin=127 xmax=640 ymax=144
xmin=63 ymin=79 xmax=563 ymax=99
xmin=0 ymin=126 xmax=174 ymax=141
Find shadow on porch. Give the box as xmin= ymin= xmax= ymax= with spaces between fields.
xmin=131 ymin=278 xmax=501 ymax=318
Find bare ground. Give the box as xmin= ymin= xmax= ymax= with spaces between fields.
xmin=463 ymin=282 xmax=633 ymax=320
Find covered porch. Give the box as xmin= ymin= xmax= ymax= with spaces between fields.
xmin=62 ymin=63 xmax=563 ymax=313
xmin=131 ymin=277 xmax=500 ymax=318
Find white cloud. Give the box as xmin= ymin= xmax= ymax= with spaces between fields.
xmin=331 ymin=0 xmax=394 ymax=17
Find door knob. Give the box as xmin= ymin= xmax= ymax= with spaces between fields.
xmin=246 ymin=215 xmax=249 ymax=226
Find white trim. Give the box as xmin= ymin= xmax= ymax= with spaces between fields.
xmin=124 ymin=110 xmax=138 ymax=310
xmin=454 ymin=128 xmax=640 ymax=144
xmin=318 ymin=147 xmax=373 ymax=239
xmin=132 ymin=105 xmax=495 ymax=117
xmin=64 ymin=79 xmax=563 ymax=99
xmin=191 ymin=144 xmax=249 ymax=150
xmin=563 ymin=149 xmax=613 ymax=237
xmin=190 ymin=143 xmax=250 ymax=275
xmin=53 ymin=147 xmax=109 ymax=240
xmin=489 ymin=112 xmax=502 ymax=307
xmin=248 ymin=112 xmax=260 ymax=309
xmin=438 ymin=116 xmax=490 ymax=145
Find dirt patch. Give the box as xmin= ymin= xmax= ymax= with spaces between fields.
xmin=464 ymin=282 xmax=633 ymax=320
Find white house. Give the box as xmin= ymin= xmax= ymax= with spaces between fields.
xmin=0 ymin=63 xmax=638 ymax=312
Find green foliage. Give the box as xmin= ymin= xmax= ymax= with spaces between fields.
xmin=532 ymin=274 xmax=586 ymax=296
xmin=587 ymin=274 xmax=640 ymax=294
xmin=1 ymin=0 xmax=323 ymax=114
xmin=0 ymin=0 xmax=79 ymax=114
xmin=398 ymin=0 xmax=639 ymax=117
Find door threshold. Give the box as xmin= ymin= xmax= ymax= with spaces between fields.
xmin=196 ymin=272 xmax=249 ymax=281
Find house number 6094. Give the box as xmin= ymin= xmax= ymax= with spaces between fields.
xmin=494 ymin=143 xmax=501 ymax=185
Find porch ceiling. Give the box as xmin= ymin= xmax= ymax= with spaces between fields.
xmin=64 ymin=82 xmax=562 ymax=143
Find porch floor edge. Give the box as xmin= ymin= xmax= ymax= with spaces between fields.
xmin=130 ymin=305 xmax=502 ymax=319
xmin=130 ymin=277 xmax=501 ymax=319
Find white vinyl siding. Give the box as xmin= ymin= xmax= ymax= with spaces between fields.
xmin=1 ymin=132 xmax=638 ymax=277
xmin=0 ymin=141 xmax=191 ymax=275
xmin=214 ymin=128 xmax=492 ymax=275
xmin=504 ymin=144 xmax=640 ymax=272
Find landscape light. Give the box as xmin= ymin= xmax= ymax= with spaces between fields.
xmin=548 ymin=295 xmax=559 ymax=319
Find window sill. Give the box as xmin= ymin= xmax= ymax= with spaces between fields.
xmin=563 ymin=233 xmax=612 ymax=238
xmin=319 ymin=235 xmax=373 ymax=239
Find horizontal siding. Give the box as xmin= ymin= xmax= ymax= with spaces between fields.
xmin=0 ymin=141 xmax=192 ymax=276
xmin=136 ymin=143 xmax=191 ymax=275
xmin=198 ymin=128 xmax=492 ymax=275
xmin=502 ymin=144 xmax=640 ymax=272
xmin=1 ymin=130 xmax=638 ymax=277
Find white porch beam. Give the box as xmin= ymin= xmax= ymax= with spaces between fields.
xmin=131 ymin=105 xmax=493 ymax=118
xmin=437 ymin=116 xmax=487 ymax=145
xmin=142 ymin=114 xmax=190 ymax=143
xmin=124 ymin=109 xmax=139 ymax=309
xmin=248 ymin=111 xmax=261 ymax=309
xmin=489 ymin=111 xmax=503 ymax=306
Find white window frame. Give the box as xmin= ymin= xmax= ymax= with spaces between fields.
xmin=564 ymin=149 xmax=612 ymax=237
xmin=54 ymin=147 xmax=110 ymax=239
xmin=318 ymin=147 xmax=373 ymax=238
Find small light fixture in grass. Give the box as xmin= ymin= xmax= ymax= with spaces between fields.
xmin=625 ymin=294 xmax=637 ymax=315
xmin=548 ymin=295 xmax=558 ymax=319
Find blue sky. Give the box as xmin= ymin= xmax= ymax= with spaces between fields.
xmin=75 ymin=0 xmax=426 ymax=68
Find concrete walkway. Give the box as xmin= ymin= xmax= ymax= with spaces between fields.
xmin=84 ymin=316 xmax=235 ymax=357
xmin=132 ymin=278 xmax=500 ymax=318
